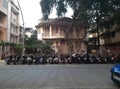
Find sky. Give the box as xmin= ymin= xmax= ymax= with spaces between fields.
xmin=18 ymin=0 xmax=73 ymax=29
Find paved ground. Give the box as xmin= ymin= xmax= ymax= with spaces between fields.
xmin=0 ymin=63 xmax=119 ymax=89
xmin=0 ymin=60 xmax=5 ymax=65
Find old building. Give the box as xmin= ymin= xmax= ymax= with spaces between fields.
xmin=36 ymin=17 xmax=87 ymax=55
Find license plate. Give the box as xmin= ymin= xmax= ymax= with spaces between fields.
xmin=113 ymin=75 xmax=120 ymax=81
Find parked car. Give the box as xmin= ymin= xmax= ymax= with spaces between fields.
xmin=111 ymin=64 xmax=120 ymax=85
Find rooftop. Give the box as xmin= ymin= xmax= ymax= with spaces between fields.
xmin=36 ymin=17 xmax=85 ymax=28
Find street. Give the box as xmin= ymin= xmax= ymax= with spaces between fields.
xmin=0 ymin=64 xmax=119 ymax=89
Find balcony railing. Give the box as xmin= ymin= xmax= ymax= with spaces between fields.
xmin=11 ymin=20 xmax=19 ymax=27
xmin=42 ymin=32 xmax=85 ymax=39
xmin=42 ymin=35 xmax=85 ymax=40
xmin=42 ymin=35 xmax=65 ymax=39
xmin=0 ymin=23 xmax=7 ymax=29
xmin=0 ymin=7 xmax=8 ymax=16
xmin=104 ymin=37 xmax=120 ymax=44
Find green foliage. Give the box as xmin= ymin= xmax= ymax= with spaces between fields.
xmin=56 ymin=0 xmax=67 ymax=17
xmin=40 ymin=0 xmax=120 ymax=25
xmin=10 ymin=43 xmax=16 ymax=47
xmin=24 ymin=37 xmax=52 ymax=54
xmin=41 ymin=41 xmax=52 ymax=54
xmin=0 ymin=41 xmax=5 ymax=46
xmin=40 ymin=0 xmax=120 ymax=50
xmin=13 ymin=44 xmax=22 ymax=54
xmin=24 ymin=37 xmax=42 ymax=53
xmin=40 ymin=0 xmax=69 ymax=19
xmin=40 ymin=0 xmax=56 ymax=19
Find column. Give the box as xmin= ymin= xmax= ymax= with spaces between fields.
xmin=50 ymin=26 xmax=52 ymax=37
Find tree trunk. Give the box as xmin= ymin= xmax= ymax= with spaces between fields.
xmin=96 ymin=13 xmax=101 ymax=55
xmin=65 ymin=0 xmax=77 ymax=55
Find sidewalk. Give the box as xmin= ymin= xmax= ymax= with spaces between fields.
xmin=0 ymin=60 xmax=5 ymax=65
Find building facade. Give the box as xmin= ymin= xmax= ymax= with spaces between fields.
xmin=0 ymin=0 xmax=8 ymax=42
xmin=8 ymin=0 xmax=19 ymax=44
xmin=88 ymin=11 xmax=120 ymax=56
xmin=0 ymin=0 xmax=8 ymax=59
xmin=25 ymin=27 xmax=34 ymax=38
xmin=0 ymin=0 xmax=22 ymax=59
xmin=36 ymin=17 xmax=87 ymax=55
xmin=100 ymin=22 xmax=120 ymax=56
xmin=19 ymin=26 xmax=24 ymax=44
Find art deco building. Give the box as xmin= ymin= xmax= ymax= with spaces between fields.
xmin=36 ymin=17 xmax=87 ymax=55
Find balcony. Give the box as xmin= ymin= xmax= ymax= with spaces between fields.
xmin=0 ymin=12 xmax=7 ymax=29
xmin=42 ymin=35 xmax=65 ymax=39
xmin=42 ymin=33 xmax=86 ymax=40
xmin=0 ymin=4 xmax=8 ymax=16
xmin=0 ymin=23 xmax=7 ymax=29
xmin=11 ymin=20 xmax=19 ymax=27
xmin=10 ymin=29 xmax=19 ymax=36
xmin=104 ymin=37 xmax=120 ymax=44
xmin=112 ymin=37 xmax=120 ymax=43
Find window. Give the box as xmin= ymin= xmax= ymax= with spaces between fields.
xmin=56 ymin=41 xmax=58 ymax=46
xmin=2 ymin=0 xmax=8 ymax=11
xmin=55 ymin=26 xmax=58 ymax=33
xmin=111 ymin=32 xmax=115 ymax=38
xmin=60 ymin=39 xmax=65 ymax=44
xmin=38 ymin=29 xmax=41 ymax=34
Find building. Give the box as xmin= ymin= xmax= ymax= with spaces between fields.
xmin=8 ymin=0 xmax=19 ymax=44
xmin=100 ymin=14 xmax=120 ymax=55
xmin=0 ymin=0 xmax=8 ymax=59
xmin=0 ymin=0 xmax=8 ymax=42
xmin=36 ymin=17 xmax=87 ymax=55
xmin=25 ymin=27 xmax=34 ymax=38
xmin=19 ymin=25 xmax=24 ymax=44
xmin=0 ymin=0 xmax=22 ymax=59
xmin=88 ymin=32 xmax=98 ymax=54
xmin=88 ymin=10 xmax=120 ymax=56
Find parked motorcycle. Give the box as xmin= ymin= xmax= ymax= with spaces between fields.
xmin=5 ymin=57 xmax=12 ymax=65
xmin=27 ymin=56 xmax=33 ymax=65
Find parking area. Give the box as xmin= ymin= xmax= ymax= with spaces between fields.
xmin=0 ymin=64 xmax=119 ymax=89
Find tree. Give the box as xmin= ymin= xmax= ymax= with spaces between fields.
xmin=24 ymin=37 xmax=41 ymax=54
xmin=40 ymin=0 xmax=90 ymax=54
xmin=40 ymin=0 xmax=120 ymax=54
xmin=0 ymin=41 xmax=6 ymax=59
xmin=41 ymin=41 xmax=52 ymax=54
xmin=10 ymin=43 xmax=22 ymax=55
xmin=40 ymin=0 xmax=120 ymax=25
xmin=24 ymin=37 xmax=52 ymax=54
xmin=87 ymin=0 xmax=120 ymax=54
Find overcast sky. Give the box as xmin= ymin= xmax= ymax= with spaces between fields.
xmin=18 ymin=0 xmax=73 ymax=29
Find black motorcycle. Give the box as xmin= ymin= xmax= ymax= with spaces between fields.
xmin=5 ymin=57 xmax=12 ymax=65
xmin=5 ymin=55 xmax=14 ymax=65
